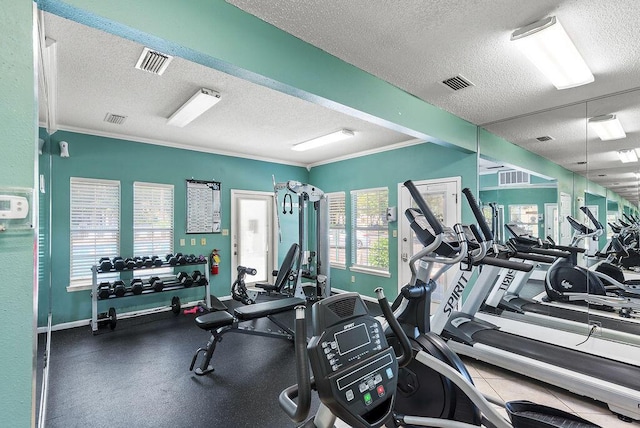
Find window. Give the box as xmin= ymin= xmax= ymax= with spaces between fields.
xmin=133 ymin=182 xmax=174 ymax=276
xmin=327 ymin=192 xmax=346 ymax=267
xmin=351 ymin=188 xmax=389 ymax=272
xmin=509 ymin=204 xmax=539 ymax=238
xmin=70 ymin=178 xmax=120 ymax=286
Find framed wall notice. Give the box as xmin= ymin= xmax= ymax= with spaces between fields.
xmin=186 ymin=179 xmax=221 ymax=234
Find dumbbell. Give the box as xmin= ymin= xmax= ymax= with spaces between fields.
xmin=99 ymin=257 xmax=113 ymax=272
xmin=149 ymin=276 xmax=164 ymax=292
xmin=134 ymin=257 xmax=144 ymax=268
xmin=97 ymin=281 xmax=112 ymax=299
xmin=176 ymin=253 xmax=188 ymax=265
xmin=177 ymin=271 xmax=193 ymax=288
xmin=191 ymin=270 xmax=208 ymax=286
xmin=142 ymin=256 xmax=153 ymax=268
xmin=130 ymin=278 xmax=144 ymax=295
xmin=113 ymin=257 xmax=126 ymax=271
xmin=166 ymin=254 xmax=178 ymax=266
xmin=152 ymin=255 xmax=163 ymax=267
xmin=124 ymin=258 xmax=136 ymax=270
xmin=113 ymin=280 xmax=126 ymax=297
xmin=196 ymin=254 xmax=207 ymax=263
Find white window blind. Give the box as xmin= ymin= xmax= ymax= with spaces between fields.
xmin=133 ymin=182 xmax=174 ymax=258
xmin=70 ymin=177 xmax=120 ymax=286
xmin=351 ymin=188 xmax=389 ymax=272
xmin=327 ymin=192 xmax=346 ymax=267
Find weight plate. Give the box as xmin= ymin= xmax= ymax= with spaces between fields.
xmin=171 ymin=296 xmax=181 ymax=315
xmin=108 ymin=307 xmax=117 ymax=330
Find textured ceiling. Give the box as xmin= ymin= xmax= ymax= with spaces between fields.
xmin=227 ymin=0 xmax=640 ymax=203
xmin=39 ymin=13 xmax=414 ymax=168
xmin=41 ymin=1 xmax=640 ymax=202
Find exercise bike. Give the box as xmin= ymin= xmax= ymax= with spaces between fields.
xmin=278 ymin=180 xmax=600 ymax=427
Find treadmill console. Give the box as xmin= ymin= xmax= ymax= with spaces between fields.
xmin=308 ymin=293 xmax=398 ymax=428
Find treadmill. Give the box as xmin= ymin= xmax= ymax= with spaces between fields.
xmin=489 ymin=222 xmax=640 ymax=344
xmin=490 ymin=217 xmax=640 ymax=346
xmin=412 ymin=188 xmax=640 ymax=422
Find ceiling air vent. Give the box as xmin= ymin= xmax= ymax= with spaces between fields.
xmin=104 ymin=113 xmax=127 ymax=125
xmin=536 ymin=135 xmax=554 ymax=142
xmin=499 ymin=170 xmax=530 ymax=186
xmin=441 ymin=75 xmax=474 ymax=91
xmin=135 ymin=47 xmax=173 ymax=75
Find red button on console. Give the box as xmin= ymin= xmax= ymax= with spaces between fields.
xmin=376 ymin=385 xmax=385 ymax=397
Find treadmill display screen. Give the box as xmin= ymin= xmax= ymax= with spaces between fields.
xmin=335 ymin=323 xmax=371 ymax=355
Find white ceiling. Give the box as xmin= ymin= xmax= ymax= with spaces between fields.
xmin=40 ymin=1 xmax=640 ymax=201
xmin=39 ymin=13 xmax=415 ymax=168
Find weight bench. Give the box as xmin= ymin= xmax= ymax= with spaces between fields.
xmin=190 ymin=296 xmax=305 ymax=375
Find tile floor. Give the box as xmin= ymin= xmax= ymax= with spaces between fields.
xmin=460 ymin=356 xmax=637 ymax=428
xmin=334 ymin=356 xmax=639 ymax=427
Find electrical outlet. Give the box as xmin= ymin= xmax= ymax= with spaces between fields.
xmin=179 ymin=238 xmax=185 ymax=246
xmin=201 ymin=238 xmax=206 ymax=246
xmin=392 ymin=230 xmax=398 ymax=238
xmin=222 ymin=229 xmax=229 ymax=236
xmin=351 ymin=276 xmax=355 ymax=283
xmin=588 ymin=321 xmax=602 ymax=337
xmin=190 ymin=238 xmax=196 ymax=246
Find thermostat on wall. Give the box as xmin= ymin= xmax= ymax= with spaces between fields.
xmin=0 ymin=195 xmax=29 ymax=219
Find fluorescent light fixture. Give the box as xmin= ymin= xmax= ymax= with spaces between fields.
xmin=617 ymin=149 xmax=638 ymax=163
xmin=292 ymin=129 xmax=355 ymax=151
xmin=511 ymin=16 xmax=594 ymax=90
xmin=588 ymin=114 xmax=626 ymax=141
xmin=167 ymin=88 xmax=221 ymax=127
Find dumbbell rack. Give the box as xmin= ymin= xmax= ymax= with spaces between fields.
xmin=90 ymin=260 xmax=211 ymax=334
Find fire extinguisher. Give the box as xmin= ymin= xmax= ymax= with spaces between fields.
xmin=210 ymin=249 xmax=220 ymax=275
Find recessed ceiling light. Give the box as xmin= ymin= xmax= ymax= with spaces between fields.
xmin=617 ymin=149 xmax=638 ymax=163
xmin=167 ymin=88 xmax=221 ymax=127
xmin=589 ymin=114 xmax=626 ymax=141
xmin=292 ymin=129 xmax=355 ymax=152
xmin=511 ymin=16 xmax=593 ymax=90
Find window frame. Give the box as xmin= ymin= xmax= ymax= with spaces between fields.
xmin=69 ymin=177 xmax=120 ymax=289
xmin=350 ymin=187 xmax=389 ymax=276
xmin=133 ymin=181 xmax=175 ymax=277
xmin=327 ymin=191 xmax=346 ymax=269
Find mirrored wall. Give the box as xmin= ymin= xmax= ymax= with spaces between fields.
xmin=478 ymin=90 xmax=640 ymax=350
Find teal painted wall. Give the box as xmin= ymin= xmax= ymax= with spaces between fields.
xmin=1 ymin=2 xmax=36 ymax=426
xmin=44 ymin=131 xmax=307 ymax=325
xmin=309 ymin=142 xmax=477 ymax=300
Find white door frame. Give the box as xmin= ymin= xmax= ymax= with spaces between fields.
xmin=230 ymin=189 xmax=278 ymax=286
xmin=544 ymin=203 xmax=559 ymax=243
xmin=397 ymin=177 xmax=461 ymax=294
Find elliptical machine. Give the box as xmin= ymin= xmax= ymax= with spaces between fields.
xmin=278 ymin=180 xmax=600 ymax=428
xmin=545 ymin=207 xmax=640 ymax=317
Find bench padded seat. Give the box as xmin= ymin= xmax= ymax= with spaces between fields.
xmin=234 ymin=297 xmax=304 ymax=320
xmin=195 ymin=311 xmax=234 ymax=331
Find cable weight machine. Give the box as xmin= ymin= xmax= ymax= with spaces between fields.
xmin=273 ymin=177 xmax=330 ymax=301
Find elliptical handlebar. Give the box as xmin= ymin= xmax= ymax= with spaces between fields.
xmin=581 ymin=206 xmax=603 ymax=230
xmin=375 ymin=287 xmax=412 ymax=368
xmin=278 ymin=306 xmax=311 ymax=423
xmin=462 ymin=187 xmax=493 ymax=242
xmin=404 ymin=180 xmax=443 ymax=235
